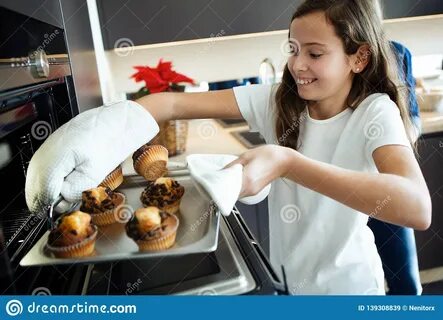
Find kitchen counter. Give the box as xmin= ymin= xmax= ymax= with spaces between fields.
xmin=421 ymin=111 xmax=443 ymax=134
xmin=121 ymin=111 xmax=443 ymax=174
xmin=173 ymin=113 xmax=443 ymax=154
xmin=122 ymin=119 xmax=248 ymax=174
xmin=168 ymin=119 xmax=249 ymax=162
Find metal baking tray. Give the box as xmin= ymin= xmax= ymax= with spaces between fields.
xmin=20 ymin=173 xmax=221 ymax=267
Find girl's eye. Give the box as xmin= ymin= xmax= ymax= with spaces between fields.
xmin=310 ymin=53 xmax=322 ymax=59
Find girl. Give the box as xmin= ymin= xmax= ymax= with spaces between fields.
xmin=26 ymin=0 xmax=431 ymax=295
xmin=136 ymin=0 xmax=431 ymax=294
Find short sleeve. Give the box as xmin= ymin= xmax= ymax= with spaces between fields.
xmin=364 ymin=95 xmax=412 ymax=162
xmin=232 ymin=84 xmax=274 ymax=135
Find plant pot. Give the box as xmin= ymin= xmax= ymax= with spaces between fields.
xmin=126 ymin=87 xmax=150 ymax=100
xmin=128 ymin=85 xmax=188 ymax=156
xmin=151 ymin=120 xmax=188 ymax=156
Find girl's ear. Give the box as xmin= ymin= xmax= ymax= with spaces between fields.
xmin=351 ymin=44 xmax=371 ymax=74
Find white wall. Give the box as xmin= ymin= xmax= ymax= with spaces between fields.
xmin=107 ymin=30 xmax=289 ymax=97
xmin=99 ymin=14 xmax=443 ymax=101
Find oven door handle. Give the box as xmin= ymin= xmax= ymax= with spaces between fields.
xmin=229 ymin=208 xmax=288 ymax=295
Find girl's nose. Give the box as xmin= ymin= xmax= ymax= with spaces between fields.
xmin=291 ymin=55 xmax=308 ymax=73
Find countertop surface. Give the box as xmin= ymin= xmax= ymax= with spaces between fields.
xmin=421 ymin=111 xmax=443 ymax=134
xmin=121 ymin=111 xmax=443 ymax=174
xmin=122 ymin=119 xmax=248 ymax=174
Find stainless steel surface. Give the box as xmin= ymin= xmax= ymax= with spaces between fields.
xmin=177 ymin=217 xmax=256 ymax=295
xmin=0 ymin=53 xmax=69 ymax=67
xmin=166 ymin=161 xmax=188 ymax=176
xmin=20 ymin=174 xmax=221 ymax=267
xmin=0 ymin=58 xmax=71 ymax=92
xmin=82 ymin=217 xmax=256 ymax=295
xmin=30 ymin=50 xmax=49 ymax=78
xmin=60 ymin=0 xmax=103 ymax=112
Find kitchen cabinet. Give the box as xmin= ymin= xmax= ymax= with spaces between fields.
xmin=97 ymin=0 xmax=443 ymax=49
xmin=97 ymin=0 xmax=300 ymax=49
xmin=1 ymin=0 xmax=64 ymax=28
xmin=415 ymin=132 xmax=443 ymax=270
xmin=236 ymin=198 xmax=270 ymax=257
xmin=380 ymin=0 xmax=443 ymax=20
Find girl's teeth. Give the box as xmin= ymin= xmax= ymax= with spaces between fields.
xmin=297 ymin=79 xmax=315 ymax=85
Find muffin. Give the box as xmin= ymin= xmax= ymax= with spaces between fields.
xmin=80 ymin=186 xmax=126 ymax=226
xmin=140 ymin=177 xmax=185 ymax=215
xmin=132 ymin=144 xmax=168 ymax=181
xmin=125 ymin=207 xmax=179 ymax=251
xmin=46 ymin=211 xmax=98 ymax=258
xmin=99 ymin=165 xmax=123 ymax=190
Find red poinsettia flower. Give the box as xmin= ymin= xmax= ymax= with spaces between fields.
xmin=130 ymin=59 xmax=195 ymax=93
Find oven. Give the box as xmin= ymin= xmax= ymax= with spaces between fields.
xmin=83 ymin=207 xmax=285 ymax=295
xmin=0 ymin=4 xmax=285 ymax=296
xmin=0 ymin=5 xmax=82 ymax=294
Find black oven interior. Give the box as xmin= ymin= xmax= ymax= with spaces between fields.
xmin=0 ymin=77 xmax=81 ymax=294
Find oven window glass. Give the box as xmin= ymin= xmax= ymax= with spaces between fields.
xmin=0 ymin=102 xmax=37 ymax=139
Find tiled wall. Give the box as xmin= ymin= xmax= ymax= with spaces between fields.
xmin=92 ymin=10 xmax=443 ymax=102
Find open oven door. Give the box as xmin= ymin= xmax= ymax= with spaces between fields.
xmin=84 ymin=207 xmax=287 ymax=295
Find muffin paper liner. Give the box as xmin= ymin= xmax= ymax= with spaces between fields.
xmin=99 ymin=165 xmax=123 ymax=190
xmin=46 ymin=225 xmax=98 ymax=258
xmin=135 ymin=214 xmax=179 ymax=251
xmin=134 ymin=145 xmax=168 ymax=180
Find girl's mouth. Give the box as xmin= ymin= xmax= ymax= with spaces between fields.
xmin=296 ymin=78 xmax=317 ymax=85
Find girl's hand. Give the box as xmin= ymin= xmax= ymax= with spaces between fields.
xmin=224 ymin=145 xmax=293 ymax=198
xmin=25 ymin=100 xmax=159 ymax=213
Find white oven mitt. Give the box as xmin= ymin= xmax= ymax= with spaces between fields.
xmin=25 ymin=100 xmax=159 ymax=213
xmin=186 ymin=154 xmax=271 ymax=216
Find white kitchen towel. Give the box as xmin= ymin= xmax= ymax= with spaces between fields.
xmin=186 ymin=154 xmax=271 ymax=216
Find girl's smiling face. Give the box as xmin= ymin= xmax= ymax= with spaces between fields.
xmin=288 ymin=11 xmax=355 ymax=107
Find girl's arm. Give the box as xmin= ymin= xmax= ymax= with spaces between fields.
xmin=227 ymin=143 xmax=431 ymax=231
xmin=281 ymin=144 xmax=432 ymax=230
xmin=135 ymin=89 xmax=243 ymax=122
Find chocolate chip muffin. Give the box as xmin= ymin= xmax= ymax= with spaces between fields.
xmin=140 ymin=177 xmax=185 ymax=215
xmin=80 ymin=186 xmax=126 ymax=226
xmin=125 ymin=207 xmax=179 ymax=251
xmin=132 ymin=144 xmax=168 ymax=181
xmin=46 ymin=211 xmax=98 ymax=258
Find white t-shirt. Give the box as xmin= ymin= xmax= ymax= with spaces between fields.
xmin=233 ymin=84 xmax=411 ymax=295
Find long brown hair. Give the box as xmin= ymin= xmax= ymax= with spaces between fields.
xmin=275 ymin=0 xmax=416 ymax=150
